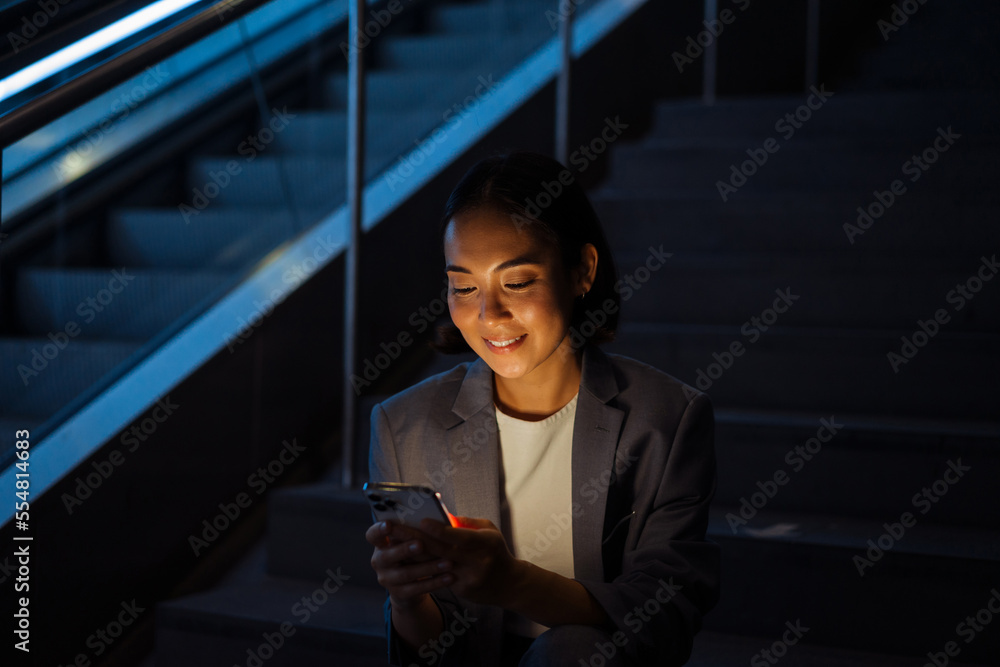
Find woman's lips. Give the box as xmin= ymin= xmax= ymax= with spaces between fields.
xmin=483 ymin=334 xmax=526 ymax=353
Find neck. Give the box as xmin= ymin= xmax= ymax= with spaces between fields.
xmin=493 ymin=340 xmax=582 ymax=421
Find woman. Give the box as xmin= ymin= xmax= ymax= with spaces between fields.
xmin=366 ymin=152 xmax=719 ymax=667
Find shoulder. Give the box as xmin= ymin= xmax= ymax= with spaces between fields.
xmin=374 ymin=359 xmax=473 ymax=429
xmin=597 ymin=349 xmax=713 ymax=434
xmin=604 ymin=350 xmax=708 ymax=407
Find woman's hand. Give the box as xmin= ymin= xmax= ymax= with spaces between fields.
xmin=415 ymin=516 xmax=525 ymax=607
xmin=417 ymin=516 xmax=611 ymax=629
xmin=365 ymin=520 xmax=454 ymax=609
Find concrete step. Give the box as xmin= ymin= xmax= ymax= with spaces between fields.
xmin=591 ymin=191 xmax=999 ymax=255
xmin=597 ymin=182 xmax=1000 ymax=205
xmin=374 ymin=31 xmax=544 ymax=70
xmin=108 ymin=207 xmax=303 ymax=269
xmin=705 ymin=507 xmax=1000 ymax=663
xmin=324 ymin=70 xmax=489 ymax=111
xmin=156 ymin=576 xmax=385 ymax=667
xmin=185 ymin=156 xmax=350 ymax=209
xmin=15 ymin=267 xmax=231 ymax=339
xmin=648 ymin=92 xmax=1000 ymax=140
xmin=604 ymin=252 xmax=1000 ymax=332
xmin=853 ymin=50 xmax=989 ymax=92
xmin=603 ymin=140 xmax=997 ymax=196
xmin=267 ymin=108 xmax=446 ymax=162
xmin=688 ymin=630 xmax=995 ymax=667
xmin=0 ymin=338 xmax=141 ymax=416
xmin=607 ymin=323 xmax=1000 ymax=421
xmin=267 ymin=484 xmax=379 ymax=588
xmin=713 ymin=408 xmax=1000 ymax=529
xmin=428 ymin=0 xmax=555 ymax=34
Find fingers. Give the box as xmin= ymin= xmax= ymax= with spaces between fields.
xmin=366 ymin=521 xmax=435 ymax=549
xmin=364 ymin=520 xmax=391 ymax=546
xmin=418 ymin=516 xmax=497 ymax=545
xmin=388 ymin=570 xmax=455 ymax=601
xmin=372 ymin=542 xmax=455 ymax=601
xmin=413 ymin=520 xmax=461 ymax=555
xmin=367 ymin=521 xmax=457 ymax=603
xmin=378 ymin=556 xmax=453 ymax=589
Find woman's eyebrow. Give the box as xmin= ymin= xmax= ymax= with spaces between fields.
xmin=445 ymin=255 xmax=542 ymax=274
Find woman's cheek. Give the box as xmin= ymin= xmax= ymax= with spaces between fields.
xmin=521 ymin=293 xmax=561 ymax=329
xmin=449 ymin=297 xmax=476 ymax=330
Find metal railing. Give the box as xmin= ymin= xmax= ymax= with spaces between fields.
xmin=343 ymin=0 xmax=366 ymax=488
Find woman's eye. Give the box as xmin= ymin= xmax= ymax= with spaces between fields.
xmin=506 ymin=280 xmax=534 ymax=290
xmin=451 ymin=286 xmax=475 ymax=295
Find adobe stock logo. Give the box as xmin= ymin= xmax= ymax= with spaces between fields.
xmin=725 ymin=417 xmax=842 ymax=533
xmin=17 ymin=268 xmax=136 ymax=386
xmin=685 ymin=288 xmax=799 ymax=396
xmin=878 ymin=0 xmax=928 ymax=41
xmin=844 ymin=126 xmax=961 ymax=245
xmin=6 ymin=0 xmax=71 ymax=54
xmin=671 ymin=0 xmax=752 ymax=73
xmin=854 ymin=459 xmax=970 ymax=577
xmin=887 ymin=254 xmax=997 ymax=373
xmin=715 ymin=85 xmax=834 ymax=202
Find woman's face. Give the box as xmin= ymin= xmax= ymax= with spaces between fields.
xmin=444 ymin=209 xmax=581 ymax=381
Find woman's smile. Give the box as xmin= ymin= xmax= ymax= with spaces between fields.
xmin=483 ymin=334 xmax=527 ymax=353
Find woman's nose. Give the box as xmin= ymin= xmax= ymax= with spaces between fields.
xmin=479 ymin=289 xmax=510 ymax=324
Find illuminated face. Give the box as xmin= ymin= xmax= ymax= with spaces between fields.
xmin=444 ymin=209 xmax=579 ymax=381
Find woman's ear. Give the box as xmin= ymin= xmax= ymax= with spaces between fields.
xmin=576 ymin=243 xmax=599 ymax=296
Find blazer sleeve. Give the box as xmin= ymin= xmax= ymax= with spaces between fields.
xmin=576 ymin=391 xmax=720 ymax=666
xmin=368 ymin=402 xmax=478 ymax=667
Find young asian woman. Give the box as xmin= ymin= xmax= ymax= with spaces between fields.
xmin=365 ymin=152 xmax=719 ymax=667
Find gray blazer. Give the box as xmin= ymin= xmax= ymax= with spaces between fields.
xmin=368 ymin=343 xmax=720 ymax=666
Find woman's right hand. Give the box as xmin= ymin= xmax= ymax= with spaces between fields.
xmin=365 ymin=520 xmax=455 ymax=609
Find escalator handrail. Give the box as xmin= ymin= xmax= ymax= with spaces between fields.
xmin=0 ymin=0 xmax=274 ymax=148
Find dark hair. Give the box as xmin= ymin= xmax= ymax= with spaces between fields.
xmin=434 ymin=151 xmax=620 ymax=353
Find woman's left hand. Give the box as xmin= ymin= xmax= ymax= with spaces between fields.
xmin=415 ymin=516 xmax=524 ymax=606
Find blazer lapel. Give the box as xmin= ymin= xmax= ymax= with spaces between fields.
xmin=571 ymin=345 xmax=625 ymax=582
xmin=444 ymin=357 xmax=502 ymax=526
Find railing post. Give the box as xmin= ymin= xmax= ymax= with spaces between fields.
xmin=0 ymin=150 xmax=4 ymax=333
xmin=702 ymin=0 xmax=717 ymax=106
xmin=805 ymin=0 xmax=820 ymax=91
xmin=343 ymin=0 xmax=366 ymax=489
xmin=555 ymin=0 xmax=573 ymax=165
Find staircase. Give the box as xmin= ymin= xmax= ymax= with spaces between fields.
xmin=149 ymin=1 xmax=1000 ymax=666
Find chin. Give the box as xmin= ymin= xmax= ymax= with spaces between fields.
xmin=483 ymin=356 xmax=530 ymax=379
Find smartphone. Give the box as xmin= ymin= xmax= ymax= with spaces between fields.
xmin=362 ymin=482 xmax=454 ymax=529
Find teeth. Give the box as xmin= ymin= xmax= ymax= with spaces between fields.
xmin=489 ymin=335 xmax=523 ymax=347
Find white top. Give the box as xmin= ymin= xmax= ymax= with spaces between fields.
xmin=495 ymin=392 xmax=578 ymax=637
